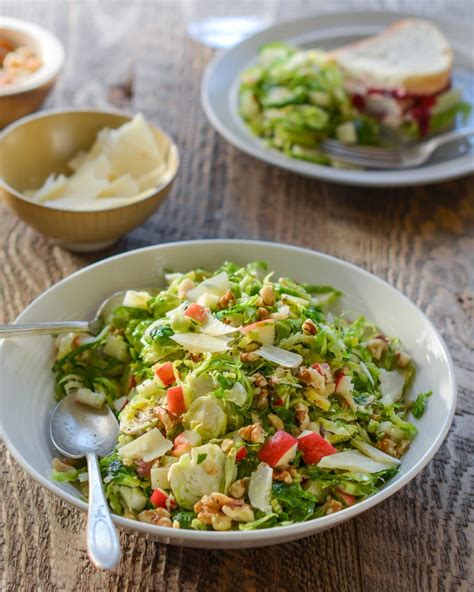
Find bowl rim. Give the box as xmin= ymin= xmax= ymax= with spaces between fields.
xmin=0 ymin=107 xmax=181 ymax=213
xmin=0 ymin=16 xmax=65 ymax=97
xmin=0 ymin=239 xmax=457 ymax=545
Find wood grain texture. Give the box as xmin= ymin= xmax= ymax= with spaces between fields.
xmin=0 ymin=1 xmax=473 ymax=591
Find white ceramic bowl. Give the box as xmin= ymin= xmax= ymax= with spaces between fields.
xmin=0 ymin=240 xmax=456 ymax=549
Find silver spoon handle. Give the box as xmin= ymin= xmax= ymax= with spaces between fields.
xmin=0 ymin=321 xmax=90 ymax=338
xmin=86 ymin=453 xmax=121 ymax=570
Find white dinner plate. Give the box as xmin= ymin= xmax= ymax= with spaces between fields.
xmin=202 ymin=11 xmax=474 ymax=187
xmin=0 ymin=240 xmax=456 ymax=548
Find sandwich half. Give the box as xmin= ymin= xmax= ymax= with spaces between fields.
xmin=332 ymin=19 xmax=469 ymax=140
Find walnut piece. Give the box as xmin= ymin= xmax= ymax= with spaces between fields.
xmin=295 ymin=402 xmax=310 ymax=431
xmin=272 ymin=468 xmax=294 ymax=484
xmin=194 ymin=492 xmax=253 ymax=530
xmin=228 ymin=477 xmax=250 ymax=499
xmin=322 ymin=497 xmax=343 ymax=515
xmin=395 ymin=351 xmax=411 ymax=368
xmin=366 ymin=336 xmax=388 ymax=360
xmin=268 ymin=413 xmax=284 ymax=431
xmin=218 ymin=290 xmax=235 ymax=309
xmin=138 ymin=508 xmax=172 ymax=527
xmin=239 ymin=422 xmax=265 ymax=443
xmin=240 ymin=351 xmax=260 ymax=363
xmin=259 ymin=284 xmax=276 ymax=306
xmin=252 ymin=373 xmax=268 ymax=388
xmin=178 ymin=278 xmax=195 ymax=299
xmin=302 ymin=319 xmax=318 ymax=335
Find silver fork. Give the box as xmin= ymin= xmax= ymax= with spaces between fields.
xmin=320 ymin=127 xmax=474 ymax=169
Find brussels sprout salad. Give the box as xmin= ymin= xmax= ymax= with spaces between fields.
xmin=238 ymin=42 xmax=380 ymax=167
xmin=51 ymin=261 xmax=431 ymax=531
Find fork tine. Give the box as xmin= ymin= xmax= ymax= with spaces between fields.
xmin=322 ymin=140 xmax=403 ymax=162
xmin=320 ymin=141 xmax=404 ymax=168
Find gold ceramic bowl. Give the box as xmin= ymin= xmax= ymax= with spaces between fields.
xmin=0 ymin=17 xmax=65 ymax=128
xmin=0 ymin=109 xmax=180 ymax=251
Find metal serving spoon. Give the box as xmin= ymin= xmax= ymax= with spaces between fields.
xmin=50 ymin=393 xmax=121 ymax=570
xmin=0 ymin=289 xmax=155 ymax=339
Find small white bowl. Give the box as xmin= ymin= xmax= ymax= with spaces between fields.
xmin=0 ymin=17 xmax=65 ymax=127
xmin=0 ymin=240 xmax=456 ymax=549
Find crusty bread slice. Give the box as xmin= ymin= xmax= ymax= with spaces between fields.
xmin=332 ymin=19 xmax=452 ymax=95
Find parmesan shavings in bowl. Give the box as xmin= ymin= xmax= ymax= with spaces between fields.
xmin=24 ymin=114 xmax=174 ymax=210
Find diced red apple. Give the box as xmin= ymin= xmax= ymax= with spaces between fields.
xmin=241 ymin=320 xmax=275 ymax=346
xmin=311 ymin=362 xmax=331 ymax=377
xmin=155 ymin=361 xmax=176 ymax=387
xmin=336 ymin=487 xmax=356 ymax=506
xmin=258 ymin=430 xmax=298 ymax=467
xmin=297 ymin=430 xmax=337 ymax=465
xmin=335 ymin=374 xmax=353 ymax=396
xmin=172 ymin=430 xmax=201 ymax=457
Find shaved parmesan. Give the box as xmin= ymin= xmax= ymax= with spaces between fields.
xmin=25 ymin=114 xmax=172 ymax=210
xmin=136 ymin=163 xmax=167 ymax=192
xmin=197 ymin=293 xmax=220 ymax=310
xmin=380 ymin=369 xmax=405 ymax=405
xmin=150 ymin=466 xmax=171 ymax=490
xmin=255 ymin=345 xmax=303 ymax=368
xmin=170 ymin=333 xmax=231 ymax=353
xmin=351 ymin=439 xmax=400 ymax=465
xmin=226 ymin=382 xmax=248 ymax=407
xmin=97 ymin=174 xmax=139 ymax=198
xmin=201 ymin=314 xmax=240 ymax=336
xmin=28 ymin=173 xmax=67 ymax=202
xmin=123 ymin=290 xmax=152 ymax=309
xmin=242 ymin=321 xmax=275 ymax=346
xmin=187 ymin=272 xmax=230 ymax=302
xmin=317 ymin=450 xmax=397 ymax=473
xmin=248 ymin=463 xmax=273 ymax=514
xmin=118 ymin=428 xmax=172 ymax=462
xmin=74 ymin=387 xmax=106 ymax=409
xmin=106 ymin=114 xmax=164 ymax=179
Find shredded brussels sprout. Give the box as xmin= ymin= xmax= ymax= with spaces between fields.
xmin=238 ymin=42 xmax=380 ymax=166
xmin=51 ymin=261 xmax=428 ymax=530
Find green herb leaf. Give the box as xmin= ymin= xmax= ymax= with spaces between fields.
xmin=271 ymin=482 xmax=316 ymax=522
xmin=411 ymin=390 xmax=433 ymax=419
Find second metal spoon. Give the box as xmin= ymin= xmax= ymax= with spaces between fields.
xmin=50 ymin=393 xmax=121 ymax=570
xmin=0 ymin=289 xmax=155 ymax=339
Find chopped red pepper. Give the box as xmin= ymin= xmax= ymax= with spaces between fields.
xmin=155 ymin=361 xmax=175 ymax=387
xmin=166 ymin=385 xmax=186 ymax=415
xmin=184 ymin=303 xmax=208 ymax=323
xmin=236 ymin=446 xmax=247 ymax=461
xmin=150 ymin=488 xmax=168 ymax=508
xmin=336 ymin=487 xmax=356 ymax=506
xmin=273 ymin=397 xmax=284 ymax=407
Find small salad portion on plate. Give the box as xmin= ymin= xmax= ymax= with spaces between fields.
xmin=238 ymin=19 xmax=470 ymax=168
xmin=51 ymin=261 xmax=431 ymax=532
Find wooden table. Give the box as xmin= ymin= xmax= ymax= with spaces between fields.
xmin=1 ymin=1 xmax=472 ymax=590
